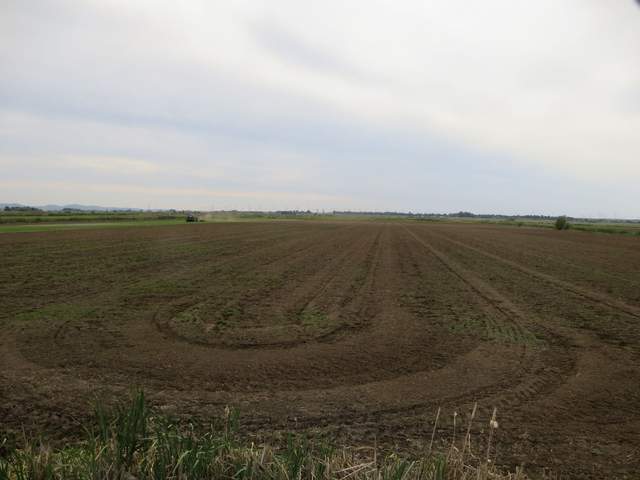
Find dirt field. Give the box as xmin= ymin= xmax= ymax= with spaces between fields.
xmin=1 ymin=221 xmax=639 ymax=477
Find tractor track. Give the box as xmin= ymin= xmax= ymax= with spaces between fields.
xmin=424 ymin=228 xmax=640 ymax=319
xmin=401 ymin=227 xmax=578 ymax=412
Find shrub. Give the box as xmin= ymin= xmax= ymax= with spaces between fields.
xmin=555 ymin=216 xmax=569 ymax=230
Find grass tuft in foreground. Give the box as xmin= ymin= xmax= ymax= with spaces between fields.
xmin=0 ymin=392 xmax=531 ymax=480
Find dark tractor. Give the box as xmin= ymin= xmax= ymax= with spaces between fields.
xmin=186 ymin=214 xmax=198 ymax=223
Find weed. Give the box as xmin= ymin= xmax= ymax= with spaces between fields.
xmin=0 ymin=392 xmax=531 ymax=479
xmin=298 ymin=308 xmax=329 ymax=327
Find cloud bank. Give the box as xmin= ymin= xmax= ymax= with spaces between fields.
xmin=1 ymin=0 xmax=639 ymax=217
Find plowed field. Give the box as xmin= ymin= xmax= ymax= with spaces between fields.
xmin=1 ymin=221 xmax=639 ymax=477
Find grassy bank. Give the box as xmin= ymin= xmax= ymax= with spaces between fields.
xmin=0 ymin=212 xmax=186 ymax=224
xmin=0 ymin=220 xmax=186 ymax=234
xmin=568 ymin=222 xmax=640 ymax=236
xmin=0 ymin=393 xmax=529 ymax=480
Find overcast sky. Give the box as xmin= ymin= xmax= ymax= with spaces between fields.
xmin=1 ymin=1 xmax=639 ymax=217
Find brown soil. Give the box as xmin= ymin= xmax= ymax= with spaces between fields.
xmin=1 ymin=221 xmax=639 ymax=478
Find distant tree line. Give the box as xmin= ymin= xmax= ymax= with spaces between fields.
xmin=274 ymin=210 xmax=314 ymax=215
xmin=331 ymin=211 xmax=639 ymax=223
xmin=4 ymin=206 xmax=43 ymax=212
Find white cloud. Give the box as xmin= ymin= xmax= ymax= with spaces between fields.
xmin=59 ymin=155 xmax=164 ymax=174
xmin=0 ymin=178 xmax=351 ymax=211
